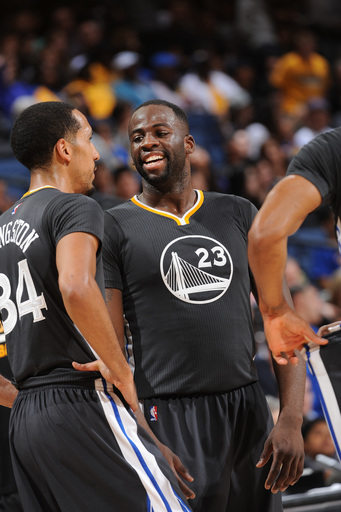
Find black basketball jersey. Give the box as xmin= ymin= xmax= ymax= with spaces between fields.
xmin=0 ymin=187 xmax=104 ymax=389
xmin=287 ymin=126 xmax=341 ymax=251
xmin=103 ymin=190 xmax=259 ymax=398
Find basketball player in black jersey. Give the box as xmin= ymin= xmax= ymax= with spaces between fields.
xmin=248 ymin=129 xmax=341 ymax=364
xmin=249 ymin=126 xmax=341 ymax=461
xmin=0 ymin=101 xmax=192 ymax=512
xmin=76 ymin=100 xmax=306 ymax=512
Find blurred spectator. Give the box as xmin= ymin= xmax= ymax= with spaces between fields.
xmin=179 ymin=49 xmax=251 ymax=117
xmin=229 ymin=102 xmax=271 ymax=161
xmin=189 ymin=145 xmax=217 ymax=191
xmin=69 ymin=18 xmax=109 ymax=70
xmin=222 ymin=129 xmax=251 ymax=195
xmin=260 ymin=136 xmax=288 ymax=179
xmin=63 ymin=62 xmax=116 ymax=121
xmin=92 ymin=120 xmax=129 ymax=170
xmin=235 ymin=0 xmax=278 ymax=50
xmin=243 ymin=159 xmax=274 ymax=209
xmin=293 ymin=97 xmax=332 ymax=150
xmin=302 ymin=417 xmax=341 ymax=486
xmin=152 ymin=0 xmax=200 ymax=56
xmin=285 ymin=256 xmax=309 ymax=289
xmin=149 ymin=51 xmax=186 ymax=108
xmin=290 ymin=281 xmax=337 ymax=331
xmin=307 ymin=207 xmax=341 ymax=290
xmin=110 ymin=100 xmax=134 ymax=165
xmin=111 ymin=51 xmax=156 ymax=110
xmin=288 ymin=206 xmax=341 ymax=290
xmin=269 ymin=30 xmax=331 ymax=121
xmin=329 ymin=57 xmax=341 ymax=127
xmin=92 ymin=161 xmax=124 ymax=211
xmin=273 ymin=111 xmax=299 ymax=160
xmin=0 ymin=180 xmax=15 ymax=212
xmin=113 ymin=165 xmax=141 ymax=200
xmin=327 ymin=268 xmax=341 ymax=316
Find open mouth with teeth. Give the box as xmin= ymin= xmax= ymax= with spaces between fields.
xmin=144 ymin=154 xmax=165 ymax=170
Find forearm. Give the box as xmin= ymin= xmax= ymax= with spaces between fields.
xmin=62 ymin=280 xmax=133 ymax=385
xmin=0 ymin=375 xmax=18 ymax=408
xmin=272 ymin=351 xmax=306 ymax=425
xmin=105 ymin=288 xmax=126 ymax=355
xmin=135 ymin=406 xmax=162 ymax=447
xmin=248 ymin=230 xmax=288 ymax=314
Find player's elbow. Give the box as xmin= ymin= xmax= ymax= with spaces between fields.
xmin=58 ymin=273 xmax=94 ymax=307
xmin=248 ymin=216 xmax=287 ymax=255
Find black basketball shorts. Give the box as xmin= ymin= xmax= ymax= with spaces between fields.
xmin=9 ymin=379 xmax=192 ymax=512
xmin=143 ymin=382 xmax=283 ymax=512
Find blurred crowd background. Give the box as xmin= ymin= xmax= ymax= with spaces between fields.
xmin=2 ymin=0 xmax=341 ymax=498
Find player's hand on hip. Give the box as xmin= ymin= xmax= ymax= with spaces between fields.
xmin=73 ymin=360 xmax=139 ymax=412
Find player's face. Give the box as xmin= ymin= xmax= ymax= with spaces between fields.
xmin=68 ymin=111 xmax=100 ymax=195
xmin=128 ymin=105 xmax=193 ymax=187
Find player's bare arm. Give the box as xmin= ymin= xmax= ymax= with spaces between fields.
xmin=56 ymin=232 xmax=138 ymax=412
xmin=0 ymin=374 xmax=18 ymax=408
xmin=105 ymin=288 xmax=126 ymax=354
xmin=257 ymin=351 xmax=306 ymax=493
xmin=248 ymin=175 xmax=326 ymax=363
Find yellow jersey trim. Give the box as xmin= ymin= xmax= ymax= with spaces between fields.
xmin=131 ymin=190 xmax=204 ymax=226
xmin=21 ymin=186 xmax=58 ymax=198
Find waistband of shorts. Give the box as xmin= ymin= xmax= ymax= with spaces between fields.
xmin=17 ymin=378 xmax=114 ymax=394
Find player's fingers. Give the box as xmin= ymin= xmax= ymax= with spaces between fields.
xmin=72 ymin=361 xmax=100 ymax=372
xmin=256 ymin=441 xmax=272 ymax=468
xmin=177 ymin=479 xmax=195 ymax=500
xmin=317 ymin=322 xmax=340 ymax=337
xmin=282 ymin=454 xmax=304 ymax=490
xmin=264 ymin=459 xmax=283 ymax=491
xmin=272 ymin=451 xmax=304 ymax=493
xmin=273 ymin=350 xmax=300 ymax=366
xmin=288 ymin=355 xmax=300 ymax=366
xmin=173 ymin=457 xmax=194 ymax=482
xmin=304 ymin=331 xmax=328 ymax=346
xmin=272 ymin=354 xmax=289 ymax=365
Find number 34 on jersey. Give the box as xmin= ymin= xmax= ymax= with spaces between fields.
xmin=0 ymin=258 xmax=47 ymax=334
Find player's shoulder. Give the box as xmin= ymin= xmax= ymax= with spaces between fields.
xmin=104 ymin=198 xmax=136 ymax=221
xmin=307 ymin=126 xmax=341 ymax=147
xmin=292 ymin=127 xmax=341 ymax=164
xmin=47 ymin=191 xmax=103 ymax=217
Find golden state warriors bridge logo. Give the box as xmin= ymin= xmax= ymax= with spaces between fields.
xmin=160 ymin=235 xmax=233 ymax=304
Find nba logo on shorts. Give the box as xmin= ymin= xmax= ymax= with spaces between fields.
xmin=150 ymin=405 xmax=158 ymax=421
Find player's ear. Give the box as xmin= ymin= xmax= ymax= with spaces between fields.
xmin=55 ymin=138 xmax=72 ymax=164
xmin=185 ymin=135 xmax=195 ymax=154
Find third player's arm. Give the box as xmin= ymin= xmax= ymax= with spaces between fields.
xmin=248 ymin=175 xmax=325 ymax=362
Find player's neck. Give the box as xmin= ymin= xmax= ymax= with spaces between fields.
xmin=28 ymin=170 xmax=74 ymax=194
xmin=137 ymin=187 xmax=197 ymax=217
